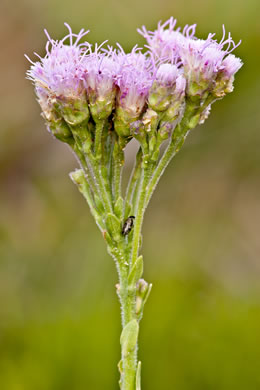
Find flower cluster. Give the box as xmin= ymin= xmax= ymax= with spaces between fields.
xmin=138 ymin=17 xmax=243 ymax=100
xmin=26 ymin=18 xmax=242 ymax=146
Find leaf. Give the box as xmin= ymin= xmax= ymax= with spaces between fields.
xmin=120 ymin=319 xmax=139 ymax=357
xmin=143 ymin=283 xmax=153 ymax=307
xmin=114 ymin=196 xmax=124 ymax=219
xmin=94 ymin=193 xmax=105 ymax=213
xmin=103 ymin=230 xmax=113 ymax=247
xmin=128 ymin=256 xmax=143 ymax=287
xmin=105 ymin=213 xmax=121 ymax=240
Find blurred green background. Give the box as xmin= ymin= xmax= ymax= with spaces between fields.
xmin=0 ymin=0 xmax=260 ymax=388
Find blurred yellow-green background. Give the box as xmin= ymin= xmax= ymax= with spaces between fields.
xmin=0 ymin=0 xmax=260 ymax=388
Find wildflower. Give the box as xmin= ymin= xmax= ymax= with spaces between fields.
xmin=114 ymin=46 xmax=154 ymax=137
xmin=83 ymin=45 xmax=119 ymax=121
xmin=26 ymin=24 xmax=90 ymax=128
xmin=26 ymin=20 xmax=244 ymax=390
xmin=148 ymin=63 xmax=185 ymax=113
xmin=138 ymin=17 xmax=196 ymax=62
xmin=179 ymin=30 xmax=242 ymax=99
xmin=139 ymin=19 xmax=243 ymax=102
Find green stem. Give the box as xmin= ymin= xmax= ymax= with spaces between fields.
xmin=124 ymin=147 xmax=142 ymax=216
xmin=130 ymin=160 xmax=154 ymax=270
xmin=118 ymin=261 xmax=138 ymax=390
xmin=112 ymin=138 xmax=124 ymax=202
xmin=89 ymin=121 xmax=113 ymax=213
xmin=75 ymin=142 xmax=112 ymax=215
xmin=69 ymin=99 xmax=205 ymax=390
xmin=145 ymin=101 xmax=203 ymax=207
xmin=108 ymin=132 xmax=116 ymax=190
xmin=107 ymin=239 xmax=137 ymax=390
xmin=69 ymin=124 xmax=113 ymax=216
xmin=145 ymin=125 xmax=189 ymax=207
xmin=94 ymin=120 xmax=103 ymax=158
xmin=72 ymin=144 xmax=99 ymax=196
xmin=70 ymin=170 xmax=104 ymax=232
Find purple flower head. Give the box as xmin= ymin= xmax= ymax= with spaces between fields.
xmin=82 ymin=44 xmax=120 ymax=120
xmin=148 ymin=63 xmax=186 ymax=112
xmin=116 ymin=46 xmax=154 ymax=117
xmin=139 ymin=19 xmax=242 ymax=99
xmin=113 ymin=46 xmax=154 ymax=137
xmin=175 ymin=73 xmax=186 ymax=98
xmin=26 ymin=24 xmax=92 ymax=127
xmin=83 ymin=44 xmax=119 ymax=101
xmin=26 ymin=24 xmax=89 ymax=101
xmin=178 ymin=27 xmax=242 ymax=97
xmin=221 ymin=53 xmax=243 ymax=78
xmin=155 ymin=63 xmax=179 ymax=86
xmin=212 ymin=53 xmax=243 ymax=97
xmin=138 ymin=17 xmax=196 ymax=62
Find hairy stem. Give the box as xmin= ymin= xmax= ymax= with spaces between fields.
xmin=118 ymin=260 xmax=138 ymax=390
xmin=145 ymin=125 xmax=189 ymax=207
xmin=89 ymin=121 xmax=113 ymax=213
xmin=112 ymin=137 xmax=125 ymax=202
xmin=124 ymin=147 xmax=142 ymax=216
xmin=130 ymin=161 xmax=154 ymax=270
xmin=145 ymin=101 xmax=203 ymax=206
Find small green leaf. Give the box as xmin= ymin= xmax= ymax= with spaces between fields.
xmin=136 ymin=361 xmax=141 ymax=390
xmin=143 ymin=283 xmax=153 ymax=307
xmin=120 ymin=319 xmax=139 ymax=357
xmin=101 ymin=166 xmax=108 ymax=181
xmin=128 ymin=256 xmax=143 ymax=287
xmin=94 ymin=194 xmax=105 ymax=213
xmin=188 ymin=113 xmax=200 ymax=129
xmin=106 ymin=213 xmax=121 ymax=240
xmin=103 ymin=230 xmax=113 ymax=247
xmin=114 ymin=196 xmax=124 ymax=219
xmin=151 ymin=147 xmax=160 ymax=162
xmin=136 ymin=281 xmax=152 ymax=318
xmin=148 ymin=134 xmax=157 ymax=154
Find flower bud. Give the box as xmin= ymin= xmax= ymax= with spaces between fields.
xmin=130 ymin=120 xmax=146 ymax=144
xmin=160 ymin=74 xmax=186 ymax=124
xmin=114 ymin=48 xmax=153 ymax=138
xmin=158 ymin=122 xmax=174 ymax=141
xmin=148 ymin=64 xmax=179 ymax=111
xmin=213 ymin=54 xmax=243 ymax=98
xmin=83 ymin=52 xmax=118 ymax=121
xmin=136 ymin=278 xmax=152 ymax=317
xmin=136 ymin=278 xmax=149 ymax=315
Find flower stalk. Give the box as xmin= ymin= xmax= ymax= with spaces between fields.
xmin=26 ymin=18 xmax=242 ymax=389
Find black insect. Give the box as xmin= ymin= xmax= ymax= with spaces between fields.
xmin=122 ymin=216 xmax=135 ymax=236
